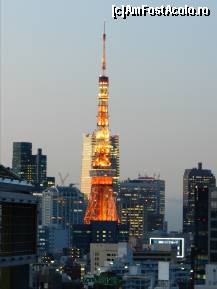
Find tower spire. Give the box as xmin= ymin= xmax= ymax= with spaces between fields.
xmin=102 ymin=21 xmax=106 ymax=75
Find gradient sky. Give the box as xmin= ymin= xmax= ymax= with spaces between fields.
xmin=1 ymin=0 xmax=217 ymax=231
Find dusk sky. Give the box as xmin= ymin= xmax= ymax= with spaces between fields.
xmin=1 ymin=0 xmax=217 ymax=230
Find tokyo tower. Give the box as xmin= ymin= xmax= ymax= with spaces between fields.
xmin=84 ymin=25 xmax=120 ymax=224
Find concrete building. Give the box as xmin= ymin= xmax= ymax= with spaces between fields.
xmin=42 ymin=184 xmax=85 ymax=245
xmin=90 ymin=243 xmax=118 ymax=273
xmin=195 ymin=264 xmax=217 ymax=289
xmin=38 ymin=225 xmax=69 ymax=255
xmin=0 ymin=164 xmax=37 ymax=289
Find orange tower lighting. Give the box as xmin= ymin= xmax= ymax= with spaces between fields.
xmin=84 ymin=25 xmax=120 ymax=224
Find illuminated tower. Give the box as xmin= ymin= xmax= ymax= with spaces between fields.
xmin=84 ymin=26 xmax=119 ymax=224
xmin=80 ymin=134 xmax=120 ymax=198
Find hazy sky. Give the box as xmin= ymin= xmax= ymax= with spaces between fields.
xmin=1 ymin=0 xmax=217 ymax=231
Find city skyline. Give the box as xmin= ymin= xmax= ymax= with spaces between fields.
xmin=1 ymin=0 xmax=217 ymax=231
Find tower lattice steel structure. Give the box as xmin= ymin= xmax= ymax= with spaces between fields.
xmin=84 ymin=26 xmax=119 ymax=224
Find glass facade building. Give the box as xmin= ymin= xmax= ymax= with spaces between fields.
xmin=0 ymin=164 xmax=37 ymax=289
xmin=118 ymin=176 xmax=165 ymax=238
xmin=42 ymin=184 xmax=86 ymax=245
xmin=12 ymin=142 xmax=48 ymax=189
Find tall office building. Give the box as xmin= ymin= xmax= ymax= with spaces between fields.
xmin=183 ymin=163 xmax=216 ymax=285
xmin=118 ymin=176 xmax=165 ymax=237
xmin=191 ymin=185 xmax=210 ymax=284
xmin=183 ymin=162 xmax=215 ymax=236
xmin=32 ymin=148 xmax=47 ymax=188
xmin=80 ymin=134 xmax=93 ymax=198
xmin=110 ymin=135 xmax=120 ymax=194
xmin=42 ymin=184 xmax=86 ymax=245
xmin=80 ymin=134 xmax=120 ymax=198
xmin=0 ymin=164 xmax=37 ymax=289
xmin=12 ymin=142 xmax=33 ymax=182
xmin=12 ymin=142 xmax=51 ymax=189
xmin=208 ymin=188 xmax=217 ymax=263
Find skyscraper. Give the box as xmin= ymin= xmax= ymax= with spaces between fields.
xmin=83 ymin=26 xmax=119 ymax=224
xmin=118 ymin=176 xmax=165 ymax=237
xmin=209 ymin=188 xmax=217 ymax=263
xmin=80 ymin=134 xmax=93 ymax=198
xmin=12 ymin=142 xmax=49 ymax=189
xmin=183 ymin=163 xmax=216 ymax=285
xmin=42 ymin=184 xmax=86 ymax=244
xmin=110 ymin=135 xmax=120 ymax=194
xmin=32 ymin=148 xmax=47 ymax=188
xmin=183 ymin=162 xmax=215 ymax=236
xmin=12 ymin=142 xmax=33 ymax=182
xmin=80 ymin=134 xmax=120 ymax=198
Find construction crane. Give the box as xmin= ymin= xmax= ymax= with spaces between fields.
xmin=58 ymin=172 xmax=69 ymax=186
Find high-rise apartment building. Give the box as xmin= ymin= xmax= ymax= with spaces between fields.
xmin=118 ymin=176 xmax=165 ymax=238
xmin=183 ymin=162 xmax=215 ymax=236
xmin=80 ymin=134 xmax=120 ymax=198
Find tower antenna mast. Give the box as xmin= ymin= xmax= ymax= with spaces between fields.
xmin=102 ymin=21 xmax=106 ymax=75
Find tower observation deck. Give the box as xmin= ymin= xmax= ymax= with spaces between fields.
xmin=84 ymin=26 xmax=119 ymax=224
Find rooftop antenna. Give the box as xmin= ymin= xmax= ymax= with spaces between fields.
xmin=102 ymin=21 xmax=106 ymax=75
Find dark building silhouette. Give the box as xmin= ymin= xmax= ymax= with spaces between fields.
xmin=32 ymin=148 xmax=47 ymax=188
xmin=191 ymin=185 xmax=209 ymax=284
xmin=12 ymin=142 xmax=33 ymax=182
xmin=208 ymin=187 xmax=217 ymax=264
xmin=183 ymin=162 xmax=215 ymax=236
xmin=12 ymin=142 xmax=54 ymax=190
xmin=183 ymin=163 xmax=216 ymax=285
xmin=72 ymin=221 xmax=129 ymax=255
xmin=0 ymin=164 xmax=37 ymax=289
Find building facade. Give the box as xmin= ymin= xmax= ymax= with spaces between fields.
xmin=12 ymin=142 xmax=50 ymax=189
xmin=80 ymin=134 xmax=93 ymax=198
xmin=0 ymin=164 xmax=37 ymax=289
xmin=90 ymin=243 xmax=118 ymax=273
xmin=118 ymin=176 xmax=165 ymax=238
xmin=208 ymin=188 xmax=217 ymax=263
xmin=12 ymin=142 xmax=33 ymax=182
xmin=42 ymin=184 xmax=86 ymax=245
xmin=183 ymin=162 xmax=215 ymax=236
xmin=183 ymin=163 xmax=216 ymax=285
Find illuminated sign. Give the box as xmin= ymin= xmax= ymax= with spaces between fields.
xmin=150 ymin=237 xmax=184 ymax=258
